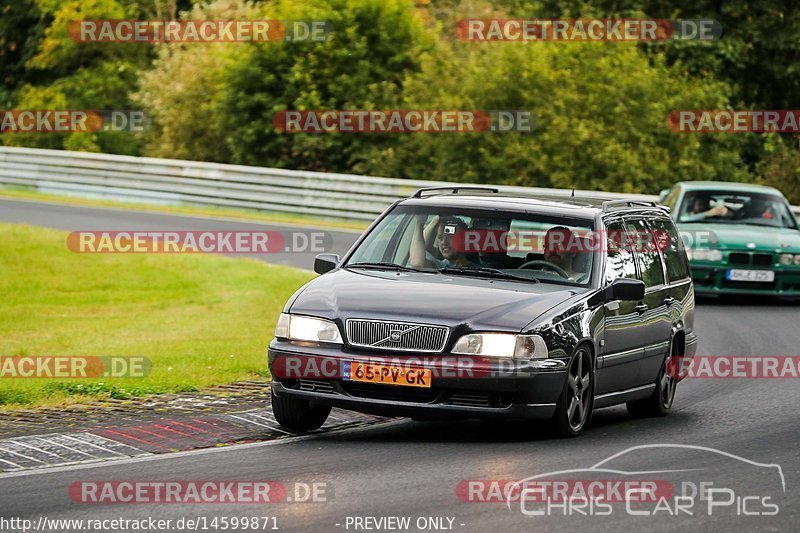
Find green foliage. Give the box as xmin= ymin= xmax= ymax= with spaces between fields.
xmin=757 ymin=138 xmax=800 ymax=204
xmin=3 ymin=0 xmax=799 ymax=197
xmin=0 ymin=0 xmax=47 ymax=107
xmin=221 ymin=0 xmax=432 ymax=170
xmin=136 ymin=0 xmax=258 ymax=162
xmin=2 ymin=0 xmax=151 ymax=153
xmin=357 ymin=39 xmax=749 ymax=193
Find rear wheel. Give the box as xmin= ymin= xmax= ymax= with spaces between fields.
xmin=271 ymin=391 xmax=331 ymax=431
xmin=552 ymin=345 xmax=594 ymax=437
xmin=627 ymin=340 xmax=679 ymax=418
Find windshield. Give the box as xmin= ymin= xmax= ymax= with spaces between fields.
xmin=345 ymin=205 xmax=595 ymax=286
xmin=678 ymin=190 xmax=797 ymax=228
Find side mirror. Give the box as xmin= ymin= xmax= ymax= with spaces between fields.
xmin=314 ymin=254 xmax=340 ymax=274
xmin=604 ymin=278 xmax=645 ymax=301
xmin=658 ymin=188 xmax=670 ymax=202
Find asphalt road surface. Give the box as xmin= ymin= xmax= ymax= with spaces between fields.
xmin=1 ymin=197 xmax=799 ymax=532
xmin=0 ymin=197 xmax=361 ymax=269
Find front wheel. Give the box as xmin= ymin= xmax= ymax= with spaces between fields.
xmin=271 ymin=390 xmax=331 ymax=432
xmin=626 ymin=341 xmax=679 ymax=418
xmin=552 ymin=345 xmax=594 ymax=437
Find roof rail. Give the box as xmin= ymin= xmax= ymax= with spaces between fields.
xmin=602 ymin=199 xmax=663 ymax=212
xmin=410 ymin=186 xmax=500 ymax=198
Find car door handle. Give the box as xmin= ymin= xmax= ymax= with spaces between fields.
xmin=664 ymin=296 xmax=676 ymax=305
xmin=635 ymin=303 xmax=649 ymax=314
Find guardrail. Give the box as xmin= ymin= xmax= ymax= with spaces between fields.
xmin=1 ymin=146 xmax=798 ymax=221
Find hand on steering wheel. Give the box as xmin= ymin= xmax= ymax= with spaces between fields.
xmin=518 ymin=259 xmax=570 ymax=278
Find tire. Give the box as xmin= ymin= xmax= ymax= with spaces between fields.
xmin=626 ymin=339 xmax=679 ymax=418
xmin=551 ymin=344 xmax=594 ymax=437
xmin=271 ymin=390 xmax=331 ymax=432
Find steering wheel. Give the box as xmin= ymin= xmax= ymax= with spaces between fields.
xmin=518 ymin=259 xmax=570 ymax=278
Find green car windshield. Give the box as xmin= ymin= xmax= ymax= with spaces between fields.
xmin=678 ymin=191 xmax=798 ymax=229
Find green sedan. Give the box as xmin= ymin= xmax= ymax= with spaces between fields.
xmin=659 ymin=181 xmax=800 ymax=298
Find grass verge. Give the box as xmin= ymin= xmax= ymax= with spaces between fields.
xmin=0 ymin=223 xmax=314 ymax=409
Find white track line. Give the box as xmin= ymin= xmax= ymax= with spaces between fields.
xmin=59 ymin=435 xmax=129 ymax=457
xmin=0 ymin=419 xmax=404 ymax=480
xmin=0 ymin=445 xmax=47 ymax=464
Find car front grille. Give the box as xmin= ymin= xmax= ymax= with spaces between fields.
xmin=727 ymin=252 xmax=774 ymax=266
xmin=753 ymin=253 xmax=773 ymax=266
xmin=297 ymin=379 xmax=335 ymax=394
xmin=728 ymin=253 xmax=750 ymax=265
xmin=346 ymin=319 xmax=449 ymax=353
xmin=340 ymin=381 xmax=440 ymax=403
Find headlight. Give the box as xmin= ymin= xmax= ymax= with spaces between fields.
xmin=451 ymin=333 xmax=548 ymax=359
xmin=796 ymin=256 xmax=800 ymax=266
xmin=780 ymin=254 xmax=793 ymax=266
xmin=274 ymin=313 xmax=342 ymax=344
xmin=690 ymin=249 xmax=723 ymax=261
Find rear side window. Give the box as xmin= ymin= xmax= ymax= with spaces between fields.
xmin=625 ymin=219 xmax=665 ymax=288
xmin=648 ymin=218 xmax=690 ymax=283
xmin=604 ymin=221 xmax=637 ymax=283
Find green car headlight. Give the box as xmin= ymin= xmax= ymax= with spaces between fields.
xmin=780 ymin=254 xmax=794 ymax=266
xmin=689 ymin=249 xmax=723 ymax=262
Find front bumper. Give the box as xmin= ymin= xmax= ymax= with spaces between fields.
xmin=268 ymin=340 xmax=567 ymax=420
xmin=690 ymin=264 xmax=800 ymax=297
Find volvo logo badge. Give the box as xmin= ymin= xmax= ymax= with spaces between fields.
xmin=389 ymin=330 xmax=402 ymax=342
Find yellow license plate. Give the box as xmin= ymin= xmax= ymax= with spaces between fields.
xmin=346 ymin=362 xmax=432 ymax=388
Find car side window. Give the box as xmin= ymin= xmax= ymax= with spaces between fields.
xmin=663 ymin=187 xmax=680 ymax=211
xmin=604 ymin=221 xmax=637 ymax=284
xmin=647 ymin=218 xmax=690 ymax=283
xmin=625 ymin=219 xmax=666 ymax=288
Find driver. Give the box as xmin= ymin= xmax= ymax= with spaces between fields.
xmin=542 ymin=226 xmax=584 ymax=281
xmin=410 ymin=215 xmax=476 ymax=268
xmin=683 ymin=196 xmax=728 ymax=222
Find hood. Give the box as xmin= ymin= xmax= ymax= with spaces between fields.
xmin=287 ymin=268 xmax=587 ymax=332
xmin=679 ymin=222 xmax=800 ymax=253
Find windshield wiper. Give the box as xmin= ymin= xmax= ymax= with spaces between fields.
xmin=437 ymin=266 xmax=538 ymax=283
xmin=346 ymin=262 xmax=423 ymax=272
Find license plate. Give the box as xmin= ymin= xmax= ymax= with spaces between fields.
xmin=343 ymin=362 xmax=432 ymax=388
xmin=726 ymin=269 xmax=775 ymax=282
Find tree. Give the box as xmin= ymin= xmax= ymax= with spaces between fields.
xmin=221 ymin=0 xmax=432 ymax=170
xmin=356 ymin=37 xmax=749 ymax=193
xmin=757 ymin=137 xmax=800 ymax=205
xmin=137 ymin=0 xmax=256 ymax=162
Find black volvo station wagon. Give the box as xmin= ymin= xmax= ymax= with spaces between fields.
xmin=268 ymin=187 xmax=697 ymax=436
